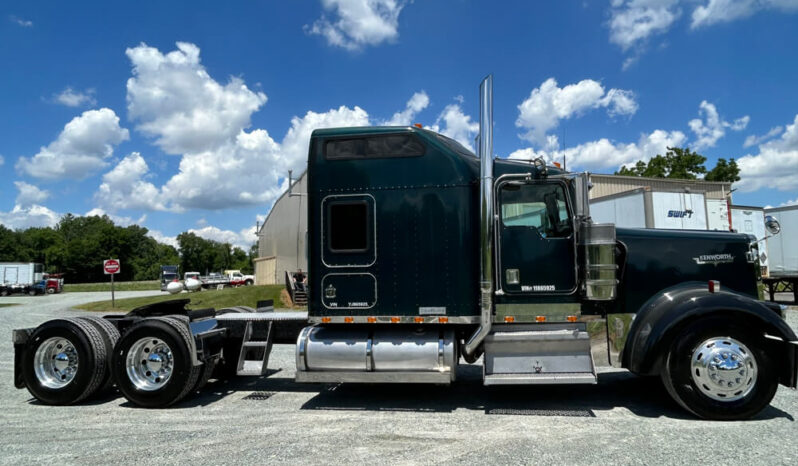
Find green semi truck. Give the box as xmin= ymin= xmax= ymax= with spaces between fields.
xmin=12 ymin=76 xmax=797 ymax=420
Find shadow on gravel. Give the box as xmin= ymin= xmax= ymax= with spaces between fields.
xmin=293 ymin=367 xmax=795 ymax=421
xmin=28 ymin=363 xmax=794 ymax=421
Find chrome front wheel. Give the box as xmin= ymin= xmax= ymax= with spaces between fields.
xmin=690 ymin=337 xmax=758 ymax=402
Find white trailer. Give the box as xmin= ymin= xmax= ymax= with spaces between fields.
xmin=0 ymin=262 xmax=45 ymax=296
xmin=730 ymin=205 xmax=769 ymax=274
xmin=761 ymin=205 xmax=798 ymax=303
xmin=590 ymin=187 xmax=718 ymax=230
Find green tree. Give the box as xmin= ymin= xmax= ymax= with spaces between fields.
xmin=705 ymin=158 xmax=741 ymax=182
xmin=616 ymin=147 xmax=707 ymax=179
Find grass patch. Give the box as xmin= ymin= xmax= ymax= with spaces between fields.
xmin=74 ymin=285 xmax=291 ymax=313
xmin=0 ymin=303 xmax=19 ymax=308
xmin=65 ymin=281 xmax=160 ymax=292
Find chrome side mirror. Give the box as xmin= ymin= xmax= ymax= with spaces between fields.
xmin=765 ymin=215 xmax=781 ymax=235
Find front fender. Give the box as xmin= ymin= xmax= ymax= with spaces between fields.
xmin=623 ymin=282 xmax=797 ymax=383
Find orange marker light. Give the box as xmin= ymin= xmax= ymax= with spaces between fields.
xmin=321 ymin=317 xmax=331 ymax=323
xmin=535 ymin=316 xmax=546 ymax=322
xmin=438 ymin=317 xmax=449 ymax=323
xmin=367 ymin=316 xmax=377 ymax=323
xmin=567 ymin=315 xmax=578 ymax=322
xmin=414 ymin=317 xmax=424 ymax=323
xmin=504 ymin=316 xmax=515 ymax=323
xmin=391 ymin=317 xmax=400 ymax=323
xmin=553 ymin=162 xmax=561 ymax=168
xmin=344 ymin=317 xmax=354 ymax=323
xmin=413 ymin=123 xmax=423 ymax=128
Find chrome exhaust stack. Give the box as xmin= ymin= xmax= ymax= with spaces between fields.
xmin=464 ymin=74 xmax=494 ymax=357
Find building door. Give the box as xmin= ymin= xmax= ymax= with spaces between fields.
xmin=497 ymin=180 xmax=577 ymax=295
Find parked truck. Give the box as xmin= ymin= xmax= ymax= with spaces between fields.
xmin=762 ymin=205 xmax=798 ymax=303
xmin=159 ymin=265 xmax=179 ymax=291
xmin=1 ymin=262 xmax=47 ymax=296
xmin=11 ymin=77 xmax=798 ymax=420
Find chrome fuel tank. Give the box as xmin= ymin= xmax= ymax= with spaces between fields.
xmin=296 ymin=326 xmax=456 ymax=377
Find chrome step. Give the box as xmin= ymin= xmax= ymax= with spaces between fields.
xmin=483 ymin=323 xmax=597 ymax=385
xmin=236 ymin=320 xmax=274 ymax=376
xmin=484 ymin=372 xmax=597 ymax=385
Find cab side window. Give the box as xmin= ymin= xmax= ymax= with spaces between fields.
xmin=500 ymin=183 xmax=572 ymax=238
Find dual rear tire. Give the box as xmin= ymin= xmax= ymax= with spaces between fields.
xmin=23 ymin=316 xmax=213 ymax=408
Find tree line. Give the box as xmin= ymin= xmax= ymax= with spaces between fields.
xmin=615 ymin=146 xmax=741 ymax=181
xmin=0 ymin=214 xmax=256 ymax=283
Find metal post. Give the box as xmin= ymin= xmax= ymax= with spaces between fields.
xmin=111 ymin=272 xmax=115 ymax=308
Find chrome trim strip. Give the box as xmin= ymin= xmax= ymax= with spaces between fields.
xmin=320 ymin=193 xmax=377 ymax=269
xmin=295 ymin=370 xmax=453 ymax=384
xmin=307 ymin=315 xmax=480 ymax=324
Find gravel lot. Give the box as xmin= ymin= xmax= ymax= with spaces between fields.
xmin=1 ymin=294 xmax=797 ymax=465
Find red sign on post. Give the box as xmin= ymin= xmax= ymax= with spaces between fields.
xmin=104 ymin=259 xmax=121 ymax=275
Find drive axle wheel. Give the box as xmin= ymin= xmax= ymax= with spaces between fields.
xmin=661 ymin=318 xmax=778 ymax=420
xmin=22 ymin=318 xmax=107 ymax=405
xmin=112 ymin=317 xmax=200 ymax=408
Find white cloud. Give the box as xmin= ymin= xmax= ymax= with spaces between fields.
xmin=53 ymin=87 xmax=96 ymax=107
xmin=10 ymin=15 xmax=33 ymax=27
xmin=0 ymin=155 xmax=4 ymax=166
xmin=687 ymin=101 xmax=749 ymax=150
xmin=147 ymin=229 xmax=178 ymax=248
xmin=737 ymin=114 xmax=798 ymax=192
xmin=189 ymin=224 xmax=258 ymax=250
xmin=280 ymin=105 xmax=370 ymax=172
xmin=691 ymin=0 xmax=798 ymax=28
xmin=384 ymin=91 xmax=430 ymax=126
xmin=780 ymin=198 xmax=798 ymax=207
xmin=508 ymin=129 xmax=687 ymax=172
xmin=16 ymin=108 xmax=129 ymax=180
xmin=0 ymin=205 xmax=60 ymax=230
xmin=14 ymin=181 xmax=50 ymax=207
xmin=84 ymin=208 xmax=146 ymax=227
xmin=516 ymin=78 xmax=638 ymax=146
xmin=743 ymin=125 xmax=783 ymax=148
xmin=426 ymin=104 xmax=480 ymax=152
xmin=608 ymin=0 xmax=682 ymax=51
xmin=126 ymin=42 xmax=267 ymax=155
xmin=95 ymin=152 xmax=166 ymax=212
xmin=306 ymin=0 xmax=405 ymax=50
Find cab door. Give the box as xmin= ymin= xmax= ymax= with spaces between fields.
xmin=497 ymin=179 xmax=577 ymax=295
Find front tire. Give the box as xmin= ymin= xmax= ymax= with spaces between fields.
xmin=661 ymin=318 xmax=779 ymax=420
xmin=112 ymin=317 xmax=201 ymax=408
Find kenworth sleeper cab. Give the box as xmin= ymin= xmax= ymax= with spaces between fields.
xmin=12 ymin=76 xmax=798 ymax=420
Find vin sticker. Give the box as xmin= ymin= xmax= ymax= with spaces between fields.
xmin=419 ymin=306 xmax=446 ymax=315
xmin=522 ymin=285 xmax=555 ymax=292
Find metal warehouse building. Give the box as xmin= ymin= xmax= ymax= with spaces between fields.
xmin=255 ymin=171 xmax=733 ymax=284
xmin=254 ymin=171 xmax=308 ymax=285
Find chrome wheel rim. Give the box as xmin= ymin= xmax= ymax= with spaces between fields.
xmin=690 ymin=337 xmax=757 ymax=402
xmin=34 ymin=337 xmax=79 ymax=389
xmin=126 ymin=337 xmax=174 ymax=391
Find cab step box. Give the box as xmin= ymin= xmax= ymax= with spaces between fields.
xmin=483 ymin=323 xmax=597 ymax=385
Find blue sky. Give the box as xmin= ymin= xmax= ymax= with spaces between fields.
xmin=1 ymin=0 xmax=797 ymax=248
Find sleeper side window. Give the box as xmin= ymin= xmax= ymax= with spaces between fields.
xmin=322 ymin=194 xmax=376 ymax=268
xmin=328 ymin=201 xmax=369 ymax=252
xmin=325 ymin=134 xmax=425 ymax=160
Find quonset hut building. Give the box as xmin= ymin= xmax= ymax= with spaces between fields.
xmin=254 ymin=171 xmax=308 ymax=285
